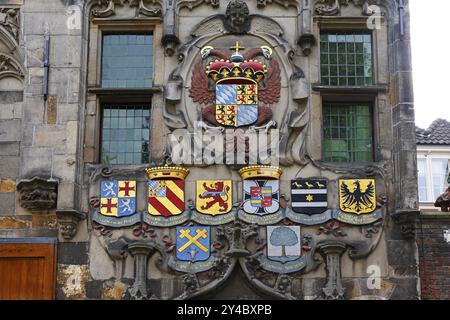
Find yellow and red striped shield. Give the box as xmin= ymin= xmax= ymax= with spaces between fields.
xmin=148 ymin=179 xmax=185 ymax=217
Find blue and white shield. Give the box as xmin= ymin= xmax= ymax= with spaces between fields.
xmin=176 ymin=226 xmax=211 ymax=262
xmin=215 ymin=83 xmax=258 ymax=127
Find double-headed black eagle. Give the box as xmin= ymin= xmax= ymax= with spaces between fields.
xmin=340 ymin=180 xmax=375 ymax=213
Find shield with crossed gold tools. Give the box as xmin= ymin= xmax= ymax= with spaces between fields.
xmin=100 ymin=180 xmax=136 ymax=217
xmin=176 ymin=226 xmax=211 ymax=262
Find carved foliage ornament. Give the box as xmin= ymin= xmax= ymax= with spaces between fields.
xmin=90 ymin=0 xmax=162 ymax=19
xmin=16 ymin=177 xmax=58 ymax=211
xmin=315 ymin=0 xmax=381 ymax=16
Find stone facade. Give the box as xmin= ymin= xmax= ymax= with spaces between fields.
xmin=0 ymin=0 xmax=421 ymax=300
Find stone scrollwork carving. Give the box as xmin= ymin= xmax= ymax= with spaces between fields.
xmin=314 ymin=0 xmax=381 ymax=16
xmin=17 ymin=177 xmax=59 ymax=211
xmin=90 ymin=0 xmax=162 ymax=19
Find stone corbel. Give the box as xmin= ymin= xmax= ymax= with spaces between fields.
xmin=125 ymin=241 xmax=160 ymax=300
xmin=56 ymin=209 xmax=87 ymax=240
xmin=17 ymin=177 xmax=59 ymax=212
xmin=317 ymin=241 xmax=346 ymax=300
xmin=298 ymin=0 xmax=316 ymax=56
xmin=391 ymin=209 xmax=420 ymax=239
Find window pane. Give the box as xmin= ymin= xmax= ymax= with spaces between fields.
xmin=320 ymin=31 xmax=373 ymax=87
xmin=101 ymin=104 xmax=151 ymax=165
xmin=432 ymin=159 xmax=449 ymax=199
xmin=102 ymin=34 xmax=153 ymax=88
xmin=417 ymin=158 xmax=429 ymax=202
xmin=323 ymin=103 xmax=373 ymax=163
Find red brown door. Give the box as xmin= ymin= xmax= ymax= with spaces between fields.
xmin=0 ymin=239 xmax=57 ymax=300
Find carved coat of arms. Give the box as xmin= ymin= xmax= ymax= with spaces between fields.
xmin=176 ymin=226 xmax=211 ymax=263
xmin=339 ymin=179 xmax=376 ymax=214
xmin=146 ymin=167 xmax=190 ymax=217
xmin=196 ymin=180 xmax=232 ymax=215
xmin=291 ymin=179 xmax=328 ymax=215
xmin=190 ymin=41 xmax=280 ymax=127
xmin=240 ymin=166 xmax=281 ymax=217
xmin=100 ymin=180 xmax=136 ymax=217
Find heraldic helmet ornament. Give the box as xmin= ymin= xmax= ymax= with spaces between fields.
xmin=145 ymin=166 xmax=190 ymax=180
xmin=239 ymin=165 xmax=282 ymax=180
xmin=204 ymin=42 xmax=272 ymax=84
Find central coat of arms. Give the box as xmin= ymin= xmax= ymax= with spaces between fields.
xmin=190 ymin=41 xmax=281 ymax=127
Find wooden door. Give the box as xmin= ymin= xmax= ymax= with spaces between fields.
xmin=0 ymin=239 xmax=57 ymax=300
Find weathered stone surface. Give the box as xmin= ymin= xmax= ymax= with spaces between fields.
xmin=56 ymin=264 xmax=89 ymax=300
xmin=0 ymin=119 xmax=21 ymax=142
xmin=0 ymin=178 xmax=16 ymax=192
xmin=20 ymin=147 xmax=52 ymax=178
xmin=0 ymin=216 xmax=32 ymax=228
xmin=0 ymin=156 xmax=19 ymax=178
xmin=0 ymin=91 xmax=23 ymax=104
xmin=0 ymin=193 xmax=16 ymax=216
xmin=57 ymin=242 xmax=89 ymax=265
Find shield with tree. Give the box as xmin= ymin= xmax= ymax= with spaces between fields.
xmin=268 ymin=226 xmax=300 ymax=262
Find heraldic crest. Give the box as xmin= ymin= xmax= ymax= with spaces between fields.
xmin=190 ymin=41 xmax=281 ymax=127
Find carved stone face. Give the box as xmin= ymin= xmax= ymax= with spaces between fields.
xmin=225 ymin=0 xmax=250 ymax=34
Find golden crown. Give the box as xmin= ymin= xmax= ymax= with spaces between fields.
xmin=202 ymin=42 xmax=272 ymax=84
xmin=145 ymin=166 xmax=190 ymax=180
xmin=239 ymin=166 xmax=282 ymax=180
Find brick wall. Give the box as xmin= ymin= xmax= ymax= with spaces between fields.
xmin=417 ymin=211 xmax=450 ymax=300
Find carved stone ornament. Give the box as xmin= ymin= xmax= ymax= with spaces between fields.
xmin=0 ymin=52 xmax=24 ymax=80
xmin=391 ymin=209 xmax=420 ymax=239
xmin=314 ymin=0 xmax=381 ymax=16
xmin=224 ymin=0 xmax=250 ymax=34
xmin=56 ymin=209 xmax=87 ymax=240
xmin=16 ymin=177 xmax=58 ymax=211
xmin=317 ymin=241 xmax=346 ymax=300
xmin=125 ymin=241 xmax=160 ymax=300
xmin=0 ymin=8 xmax=19 ymax=41
xmin=90 ymin=0 xmax=162 ymax=19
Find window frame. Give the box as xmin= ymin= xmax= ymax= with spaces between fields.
xmin=84 ymin=19 xmax=164 ymax=165
xmin=417 ymin=152 xmax=450 ymax=204
xmin=99 ymin=98 xmax=152 ymax=166
xmin=321 ymin=101 xmax=375 ymax=163
xmin=319 ymin=31 xmax=375 ymax=87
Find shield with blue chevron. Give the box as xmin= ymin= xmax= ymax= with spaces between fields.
xmin=215 ymin=82 xmax=258 ymax=127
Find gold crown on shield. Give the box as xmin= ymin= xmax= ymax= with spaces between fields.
xmin=145 ymin=166 xmax=190 ymax=180
xmin=239 ymin=165 xmax=282 ymax=180
xmin=202 ymin=42 xmax=271 ymax=84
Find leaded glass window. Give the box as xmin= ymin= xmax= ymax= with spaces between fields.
xmin=101 ymin=34 xmax=153 ymax=88
xmin=323 ymin=103 xmax=373 ymax=162
xmin=320 ymin=32 xmax=373 ymax=86
xmin=101 ymin=104 xmax=150 ymax=165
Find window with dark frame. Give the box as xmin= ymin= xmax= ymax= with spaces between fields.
xmin=101 ymin=104 xmax=150 ymax=165
xmin=99 ymin=32 xmax=154 ymax=165
xmin=101 ymin=34 xmax=153 ymax=88
xmin=320 ymin=32 xmax=373 ymax=86
xmin=322 ymin=103 xmax=373 ymax=163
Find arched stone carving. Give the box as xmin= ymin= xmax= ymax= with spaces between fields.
xmin=0 ymin=7 xmax=24 ymax=86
